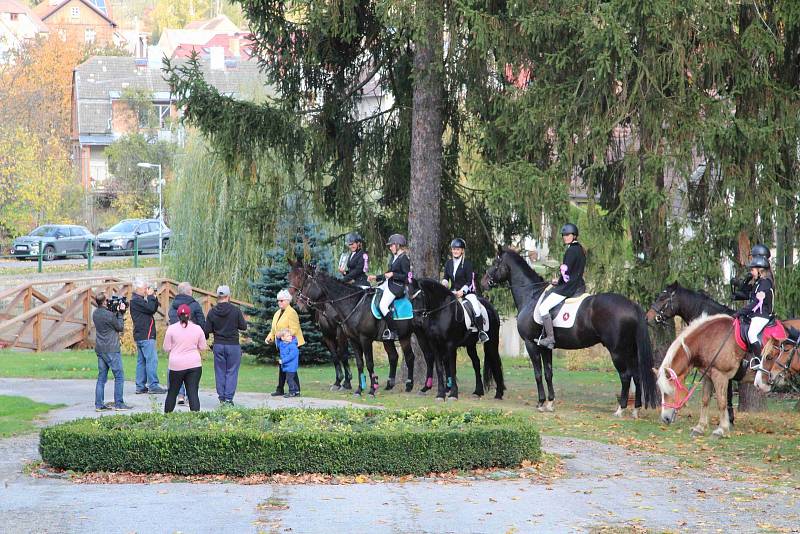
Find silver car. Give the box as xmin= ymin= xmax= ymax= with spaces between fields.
xmin=95 ymin=219 xmax=171 ymax=255
xmin=12 ymin=225 xmax=95 ymax=261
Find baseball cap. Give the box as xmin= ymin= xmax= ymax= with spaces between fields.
xmin=217 ymin=285 xmax=231 ymax=297
xmin=177 ymin=304 xmax=192 ymax=317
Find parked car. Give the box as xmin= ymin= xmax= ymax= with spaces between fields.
xmin=12 ymin=225 xmax=95 ymax=261
xmin=95 ymin=219 xmax=171 ymax=255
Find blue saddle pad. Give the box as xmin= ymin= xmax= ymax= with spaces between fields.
xmin=371 ymin=290 xmax=413 ymax=320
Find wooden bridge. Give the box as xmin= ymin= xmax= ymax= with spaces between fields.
xmin=0 ymin=277 xmax=252 ymax=352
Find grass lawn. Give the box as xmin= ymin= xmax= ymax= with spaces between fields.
xmin=0 ymin=395 xmax=61 ymax=437
xmin=1 ymin=348 xmax=798 ymax=483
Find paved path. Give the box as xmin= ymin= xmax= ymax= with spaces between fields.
xmin=1 ymin=379 xmax=799 ymax=533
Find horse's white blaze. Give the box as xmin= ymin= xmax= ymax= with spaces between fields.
xmin=754 ymin=371 xmax=771 ymax=392
xmin=657 ymin=313 xmax=730 ymax=396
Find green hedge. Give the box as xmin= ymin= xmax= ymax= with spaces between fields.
xmin=39 ymin=408 xmax=541 ymax=476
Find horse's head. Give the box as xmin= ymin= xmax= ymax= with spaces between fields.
xmin=482 ymin=246 xmax=511 ymax=290
xmin=286 ymin=259 xmax=324 ymax=313
xmin=646 ymin=281 xmax=680 ymax=324
xmin=655 ymin=334 xmax=693 ymax=425
xmin=753 ymin=338 xmax=800 ymax=393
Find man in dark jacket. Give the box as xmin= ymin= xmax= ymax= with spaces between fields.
xmin=130 ymin=279 xmax=166 ymax=394
xmin=168 ymin=281 xmax=207 ymax=404
xmin=205 ymin=285 xmax=248 ymax=404
xmin=92 ymin=293 xmax=131 ymax=411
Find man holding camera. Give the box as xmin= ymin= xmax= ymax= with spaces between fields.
xmin=131 ymin=279 xmax=166 ymax=394
xmin=92 ymin=293 xmax=132 ymax=411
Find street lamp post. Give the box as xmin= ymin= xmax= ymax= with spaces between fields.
xmin=136 ymin=162 xmax=164 ymax=264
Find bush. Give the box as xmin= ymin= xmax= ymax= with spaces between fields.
xmin=40 ymin=408 xmax=540 ymax=476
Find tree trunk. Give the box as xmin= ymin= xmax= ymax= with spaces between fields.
xmin=738 ymin=375 xmax=767 ymax=412
xmin=402 ymin=0 xmax=445 ymax=385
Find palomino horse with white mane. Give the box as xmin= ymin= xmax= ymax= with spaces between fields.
xmin=754 ymin=328 xmax=800 ymax=393
xmin=657 ymin=314 xmax=746 ymax=438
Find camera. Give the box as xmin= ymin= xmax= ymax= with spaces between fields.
xmin=108 ymin=295 xmax=128 ymax=313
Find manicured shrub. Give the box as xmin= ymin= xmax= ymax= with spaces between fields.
xmin=40 ymin=408 xmax=540 ymax=476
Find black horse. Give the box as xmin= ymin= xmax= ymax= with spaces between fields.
xmin=414 ymin=278 xmax=506 ymax=400
xmin=647 ymin=281 xmax=739 ymax=424
xmin=288 ymin=262 xmax=425 ymax=396
xmin=483 ymin=247 xmax=658 ymax=414
xmin=314 ymin=308 xmax=353 ymax=390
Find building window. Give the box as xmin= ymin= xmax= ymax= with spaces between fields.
xmin=10 ymin=13 xmax=19 ymax=21
xmin=71 ymin=6 xmax=79 ymax=18
xmin=84 ymin=28 xmax=96 ymax=44
xmin=156 ymin=104 xmax=171 ymax=129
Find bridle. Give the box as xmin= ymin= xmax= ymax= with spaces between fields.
xmin=750 ymin=338 xmax=800 ymax=387
xmin=650 ymin=290 xmax=676 ymax=324
xmin=485 ymin=260 xmax=551 ymax=290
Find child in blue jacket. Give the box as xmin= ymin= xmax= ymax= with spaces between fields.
xmin=276 ymin=329 xmax=300 ymax=397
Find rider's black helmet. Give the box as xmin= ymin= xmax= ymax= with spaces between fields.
xmin=750 ymin=244 xmax=771 ymax=259
xmin=449 ymin=238 xmax=466 ymax=249
xmin=386 ymin=234 xmax=407 ymax=247
xmin=345 ymin=232 xmax=363 ymax=245
xmin=561 ymin=223 xmax=579 ymax=237
xmin=748 ymin=256 xmax=770 ymax=269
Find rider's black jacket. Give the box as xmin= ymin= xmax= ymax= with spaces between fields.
xmin=341 ymin=249 xmax=369 ymax=286
xmin=552 ymin=241 xmax=586 ymax=298
xmin=443 ymin=257 xmax=476 ymax=294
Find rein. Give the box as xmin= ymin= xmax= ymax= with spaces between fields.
xmin=663 ymin=325 xmax=734 ymax=411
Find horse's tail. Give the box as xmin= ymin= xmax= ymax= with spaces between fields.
xmin=636 ymin=306 xmax=659 ymax=409
xmin=482 ymin=305 xmax=505 ymax=398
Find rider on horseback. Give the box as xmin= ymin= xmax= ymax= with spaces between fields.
xmin=368 ymin=233 xmax=411 ymax=341
xmin=734 ymin=255 xmax=774 ymax=358
xmin=537 ymin=223 xmax=587 ymax=349
xmin=442 ymin=238 xmax=490 ymax=343
xmin=339 ymin=232 xmax=369 ymax=287
xmin=731 ymin=244 xmax=771 ymax=300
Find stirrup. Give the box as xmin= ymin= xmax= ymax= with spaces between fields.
xmin=478 ymin=331 xmax=490 ymax=343
xmin=382 ymin=329 xmax=398 ymax=341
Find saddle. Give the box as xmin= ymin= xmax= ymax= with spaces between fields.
xmin=370 ymin=289 xmax=413 ymax=320
xmin=733 ymin=316 xmax=788 ymax=352
xmin=533 ymin=291 xmax=591 ymax=329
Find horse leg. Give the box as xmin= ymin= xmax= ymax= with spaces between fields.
xmin=727 ymin=379 xmax=735 ymax=427
xmin=352 ymin=340 xmax=367 ymax=397
xmin=340 ymin=342 xmax=353 ymax=390
xmin=446 ymin=347 xmax=459 ymax=401
xmin=631 ymin=373 xmax=642 ymax=419
xmin=324 ymin=336 xmax=343 ymax=391
xmin=398 ymin=335 xmax=416 ymax=392
xmin=434 ymin=343 xmax=448 ymax=401
xmin=614 ymin=369 xmax=633 ymax=418
xmin=542 ymin=347 xmax=555 ymax=412
xmin=711 ymin=372 xmax=732 ymax=438
xmin=691 ymin=377 xmax=712 ymax=437
xmin=524 ymin=340 xmax=547 ymax=410
xmin=466 ymin=343 xmax=484 ymax=397
xmin=365 ymin=341 xmax=378 ymax=397
xmin=383 ymin=341 xmax=399 ymax=390
xmin=415 ymin=334 xmax=435 ymax=394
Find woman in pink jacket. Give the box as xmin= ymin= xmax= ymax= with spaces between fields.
xmin=163 ymin=304 xmax=207 ymax=412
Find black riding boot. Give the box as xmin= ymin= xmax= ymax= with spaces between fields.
xmin=381 ymin=318 xmax=398 ymax=341
xmin=474 ymin=315 xmax=489 ymax=343
xmin=538 ymin=314 xmax=556 ymax=349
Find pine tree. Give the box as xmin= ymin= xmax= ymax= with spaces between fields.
xmin=243 ymin=221 xmax=333 ymax=364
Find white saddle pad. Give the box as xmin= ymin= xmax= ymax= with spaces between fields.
xmin=533 ymin=292 xmax=591 ymax=329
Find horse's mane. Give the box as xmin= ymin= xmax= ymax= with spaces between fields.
xmin=417 ymin=278 xmax=456 ymax=304
xmin=657 ymin=313 xmax=731 ymax=394
xmin=677 ymin=285 xmax=735 ymax=314
xmin=501 ymin=247 xmax=544 ymax=282
xmin=313 ymin=269 xmax=369 ymax=298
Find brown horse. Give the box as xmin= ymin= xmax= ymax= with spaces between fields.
xmin=755 ymin=332 xmax=800 ymax=393
xmin=656 ymin=314 xmax=744 ymax=438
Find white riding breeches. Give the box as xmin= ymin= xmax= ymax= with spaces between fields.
xmin=378 ymin=280 xmax=395 ymax=317
xmin=538 ymin=292 xmax=566 ymax=315
xmin=748 ymin=317 xmax=769 ymax=344
xmin=463 ymin=293 xmax=489 ymax=332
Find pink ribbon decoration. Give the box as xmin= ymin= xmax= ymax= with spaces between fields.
xmin=363 ymin=254 xmax=368 ymax=273
xmin=560 ymin=264 xmax=570 ymax=282
xmin=753 ymin=291 xmax=765 ymax=314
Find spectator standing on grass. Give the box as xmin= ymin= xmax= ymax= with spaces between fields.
xmin=168 ymin=281 xmax=207 ymax=405
xmin=92 ymin=293 xmax=131 ymax=411
xmin=265 ymin=289 xmax=305 ymax=396
xmin=276 ymin=328 xmax=300 ymax=397
xmin=130 ymin=279 xmax=166 ymax=394
xmin=205 ymin=285 xmax=248 ymax=405
xmin=163 ymin=304 xmax=207 ymax=412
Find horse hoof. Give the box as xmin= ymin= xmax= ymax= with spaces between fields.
xmin=342 ymin=383 xmax=352 ymax=390
xmin=472 ymin=393 xmax=483 ymax=399
xmin=613 ymin=407 xmax=624 ymax=418
xmin=494 ymin=394 xmax=503 ymax=400
xmin=404 ymin=384 xmax=413 ymax=393
xmin=330 ymin=384 xmax=341 ymax=392
xmin=537 ymin=404 xmax=545 ymax=413
xmin=447 ymin=396 xmax=458 ymax=402
xmin=420 ymin=386 xmax=431 ymax=393
xmin=384 ymin=380 xmax=395 ymax=391
xmin=711 ymin=429 xmax=726 ymax=439
xmin=353 ymin=391 xmax=362 ymax=397
xmin=435 ymin=396 xmax=445 ymax=402
xmin=473 ymin=391 xmax=484 ymax=398
xmin=544 ymin=401 xmax=554 ymax=412
xmin=631 ymin=408 xmax=639 ymax=420
xmin=690 ymin=428 xmax=704 ymax=438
